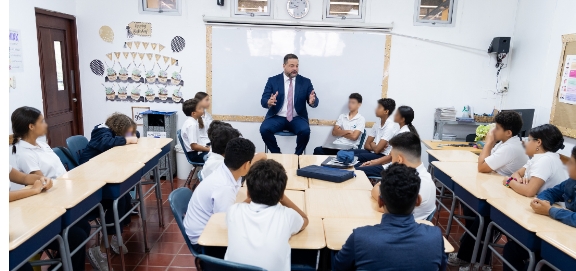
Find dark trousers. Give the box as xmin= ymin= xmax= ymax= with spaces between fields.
xmin=503 ymin=242 xmax=550 ymax=271
xmin=47 ymin=218 xmax=91 ymax=270
xmin=313 ymin=147 xmax=341 ymax=155
xmin=352 ymin=149 xmax=383 ymax=163
xmin=260 ymin=116 xmax=310 ymax=155
xmin=355 ymin=164 xmax=384 ymax=177
xmin=102 ymin=194 xmax=132 ymax=235
xmin=188 ymin=151 xmax=208 ymax=163
xmin=457 ymin=206 xmax=492 ymax=264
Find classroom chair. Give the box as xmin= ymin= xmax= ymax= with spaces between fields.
xmin=264 ymin=130 xmax=305 ymax=154
xmin=168 ymin=188 xmax=202 ymax=268
xmin=197 ymin=254 xmax=267 ymax=271
xmin=65 ymin=135 xmax=88 ymax=165
xmin=176 ymin=129 xmax=204 ymax=189
xmin=357 ymin=129 xmax=367 ymax=149
xmin=53 ymin=147 xmax=78 ymax=171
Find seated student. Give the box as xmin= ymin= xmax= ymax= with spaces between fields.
xmin=504 ymin=124 xmax=567 ymax=197
xmin=503 ymin=146 xmax=576 ymax=271
xmin=182 ymin=98 xmax=211 ymax=163
xmin=9 ymin=165 xmax=53 ymax=202
xmin=334 ymin=163 xmax=447 ymax=271
xmin=478 ymin=111 xmax=528 ymax=175
xmin=10 ymin=106 xmax=94 ymax=271
xmin=225 ymin=160 xmax=309 ymax=271
xmin=195 ymin=92 xmax=213 ymax=146
xmin=183 ymin=138 xmax=255 ymax=247
xmin=369 ymin=132 xmax=436 ymax=220
xmin=357 ymin=105 xmax=418 ymax=174
xmin=353 ymin=98 xmax=399 ymax=163
xmin=313 ymin=93 xmax=365 ymax=155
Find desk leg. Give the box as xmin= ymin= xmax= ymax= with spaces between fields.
xmin=154 ymin=166 xmax=165 ymax=227
xmin=479 ymin=222 xmax=536 ymax=271
xmin=165 ymin=154 xmax=174 ymax=191
xmin=19 ymin=235 xmax=69 ymax=271
xmin=137 ymin=182 xmax=151 ymax=252
xmin=447 ymin=197 xmax=485 ymax=266
xmin=113 ymin=198 xmax=126 ymax=271
xmin=535 ymin=260 xmax=560 ymax=271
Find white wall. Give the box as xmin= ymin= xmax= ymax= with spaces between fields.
xmin=506 ymin=0 xmax=576 ymax=157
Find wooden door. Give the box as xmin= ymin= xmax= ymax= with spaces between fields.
xmin=35 ymin=9 xmax=83 ymax=147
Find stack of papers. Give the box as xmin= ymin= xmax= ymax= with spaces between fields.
xmin=435 ymin=107 xmax=457 ymax=121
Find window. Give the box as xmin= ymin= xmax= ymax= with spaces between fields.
xmin=140 ymin=0 xmax=182 ymax=15
xmin=234 ymin=0 xmax=271 ymax=17
xmin=324 ymin=0 xmax=365 ymax=20
xmin=414 ymin=0 xmax=455 ymax=25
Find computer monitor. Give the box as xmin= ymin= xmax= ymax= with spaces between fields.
xmin=502 ymin=109 xmax=535 ymax=137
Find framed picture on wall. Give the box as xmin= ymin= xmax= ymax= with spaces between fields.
xmin=132 ymin=106 xmax=150 ymax=126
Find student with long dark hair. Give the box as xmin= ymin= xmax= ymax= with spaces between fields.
xmin=182 ymin=98 xmax=211 ymax=163
xmin=194 ymin=92 xmax=213 ymax=146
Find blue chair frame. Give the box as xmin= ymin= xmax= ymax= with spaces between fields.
xmin=177 ymin=129 xmax=204 ymax=188
xmin=197 ymin=254 xmax=267 ymax=271
xmin=168 ymin=188 xmax=201 ymax=256
xmin=65 ymin=135 xmax=88 ymax=165
xmin=264 ymin=130 xmax=305 ymax=154
xmin=53 ymin=147 xmax=78 ymax=171
xmin=357 ymin=129 xmax=367 ymax=149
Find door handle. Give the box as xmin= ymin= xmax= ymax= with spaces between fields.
xmin=72 ymin=98 xmax=78 ymax=102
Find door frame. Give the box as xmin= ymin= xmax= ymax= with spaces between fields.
xmin=35 ymin=8 xmax=84 ymax=137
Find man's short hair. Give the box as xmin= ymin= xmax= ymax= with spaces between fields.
xmin=283 ymin=54 xmax=298 ymax=64
xmin=377 ymin=98 xmax=396 ymax=115
xmin=495 ymin=111 xmax=523 ymax=136
xmin=210 ymin=127 xmax=242 ymax=155
xmin=207 ymin=120 xmax=233 ymax=142
xmin=224 ymin=138 xmax=255 ymax=170
xmin=349 ymin=93 xmax=363 ymax=103
xmin=389 ymin=132 xmax=422 ymax=162
xmin=245 ymin=160 xmax=287 ymax=206
xmin=379 ymin=163 xmax=421 ymax=215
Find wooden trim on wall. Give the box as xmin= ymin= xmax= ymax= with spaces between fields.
xmin=549 ymin=33 xmax=576 ymax=138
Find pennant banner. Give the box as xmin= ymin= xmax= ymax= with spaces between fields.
xmin=158 ymin=44 xmax=165 ymax=52
xmin=171 ymin=57 xmax=177 ymax=65
xmin=147 ymin=53 xmax=153 ymax=61
xmin=123 ymin=52 xmax=129 ymax=59
xmin=106 ymin=53 xmax=113 ymax=61
xmin=126 ymin=41 xmax=133 ymax=49
xmin=155 ymin=54 xmax=161 ymax=61
xmin=163 ymin=56 xmax=170 ymax=63
xmin=151 ymin=43 xmax=157 ymax=50
xmin=143 ymin=42 xmax=149 ymax=49
xmin=131 ymin=52 xmax=137 ymax=59
xmin=135 ymin=41 xmax=141 ymax=49
xmin=114 ymin=52 xmax=121 ymax=59
xmin=138 ymin=53 xmax=145 ymax=60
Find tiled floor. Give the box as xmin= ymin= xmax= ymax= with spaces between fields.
xmin=48 ymin=178 xmax=506 ymax=271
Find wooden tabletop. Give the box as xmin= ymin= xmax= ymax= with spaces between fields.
xmin=305 ymin=189 xmax=381 ymax=219
xmin=13 ymin=179 xmax=106 ymax=209
xmin=431 ymin=161 xmax=490 ymax=178
xmin=58 ymin=161 xmax=144 ymax=184
xmin=134 ymin=137 xmax=172 ymax=148
xmin=236 ymin=187 xmax=306 ymax=213
xmin=537 ymin=229 xmax=576 ymax=259
xmin=89 ymin=146 xmax=161 ymax=163
xmin=266 ymin=154 xmax=299 ymax=170
xmin=322 ymin=217 xmax=454 ymax=252
xmin=487 ymin=198 xmax=571 ymax=232
xmin=9 ymin=202 xmax=66 ymax=250
xmin=422 ymin=140 xmax=481 ymax=154
xmin=427 ymin=150 xmax=479 ymax=162
xmin=308 ymin=170 xmax=372 ymax=191
xmin=197 ymin=213 xmax=326 ymax=249
xmin=285 ymin=169 xmax=310 ymax=191
xmin=451 ymin=174 xmax=520 ymax=200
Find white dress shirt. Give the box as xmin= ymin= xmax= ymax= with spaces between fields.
xmin=181 ymin=117 xmax=210 ymax=153
xmin=333 ymin=113 xmax=366 ymax=147
xmin=369 ymin=117 xmax=400 ymax=155
xmin=484 ymin=136 xmax=529 ymax=176
xmin=13 ymin=140 xmax=66 ymax=179
xmin=199 ymin=111 xmax=213 ymax=145
xmin=277 ymin=73 xmax=298 ymax=118
xmin=523 ymin=152 xmax=568 ymax=193
xmin=413 ymin=163 xmax=437 ymax=220
xmin=200 ymin=152 xmax=225 ymax=179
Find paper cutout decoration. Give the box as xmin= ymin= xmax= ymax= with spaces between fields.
xmin=127 ymin=22 xmax=152 ymax=37
xmin=126 ymin=25 xmax=133 ymax=39
xmin=99 ymin=26 xmax=114 ymax=43
xmin=106 ymin=53 xmax=113 ymax=61
xmin=135 ymin=41 xmax=141 ymax=49
xmin=155 ymin=54 xmax=161 ymax=61
xmin=123 ymin=52 xmax=129 ymax=59
xmin=126 ymin=41 xmax=133 ymax=49
xmin=171 ymin=36 xmax=185 ymax=52
xmin=151 ymin=43 xmax=157 ymax=50
xmin=147 ymin=53 xmax=153 ymax=60
xmin=171 ymin=58 xmax=178 ymax=66
xmin=90 ymin=59 xmax=104 ymax=76
xmin=159 ymin=44 xmax=165 ymax=52
xmin=131 ymin=52 xmax=137 ymax=59
xmin=163 ymin=56 xmax=170 ymax=63
xmin=114 ymin=52 xmax=121 ymax=59
xmin=138 ymin=53 xmax=145 ymax=60
xmin=143 ymin=42 xmax=149 ymax=49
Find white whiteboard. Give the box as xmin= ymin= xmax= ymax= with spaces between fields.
xmin=211 ymin=26 xmax=388 ymax=121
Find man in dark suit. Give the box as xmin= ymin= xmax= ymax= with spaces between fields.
xmin=260 ymin=54 xmax=319 ymax=155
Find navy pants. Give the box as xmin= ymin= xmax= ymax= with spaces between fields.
xmin=353 ymin=149 xmax=384 ymax=163
xmin=260 ymin=116 xmax=310 ymax=155
xmin=313 ymin=147 xmax=341 ymax=155
xmin=188 ymin=151 xmax=208 ymax=163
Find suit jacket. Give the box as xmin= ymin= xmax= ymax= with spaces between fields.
xmin=260 ymin=73 xmax=319 ymax=120
xmin=334 ymin=213 xmax=447 ymax=271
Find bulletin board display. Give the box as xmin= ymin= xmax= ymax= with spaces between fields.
xmin=550 ymin=33 xmax=576 ymax=138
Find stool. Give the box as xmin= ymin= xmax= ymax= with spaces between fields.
xmin=264 ymin=130 xmax=305 ymax=154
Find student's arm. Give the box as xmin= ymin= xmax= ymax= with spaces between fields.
xmin=509 ymin=158 xmax=555 ymax=197
xmin=332 ymin=125 xmax=351 ymax=137
xmin=531 ymin=198 xmax=576 ymax=227
xmin=372 ymin=139 xmax=389 ymax=154
xmin=9 ymin=167 xmax=51 ymax=186
xmin=333 ymin=231 xmax=356 ymax=271
xmin=510 ymin=167 xmax=526 ymax=181
xmin=90 ymin=132 xmax=128 ymax=152
xmin=342 ymin=130 xmax=362 ymax=141
xmin=280 ymin=194 xmax=309 ymax=231
xmin=361 ymin=155 xmax=391 ymax=167
xmin=537 ymin=181 xmax=566 ymax=203
xmin=251 ymin=153 xmax=267 ymax=164
xmin=508 ymin=177 xmax=545 ymax=197
xmin=186 ymin=123 xmax=210 ymax=152
xmin=363 ymin=136 xmax=375 ymax=151
xmin=9 ymin=179 xmax=47 ymax=202
xmin=477 ymin=129 xmax=498 ymax=173
xmin=372 ymin=125 xmax=396 ymax=154
xmin=191 ymin=143 xmax=210 ymax=152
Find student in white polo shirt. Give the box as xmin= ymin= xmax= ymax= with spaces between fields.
xmin=313 ymin=93 xmax=365 ymax=155
xmin=353 ymin=98 xmax=399 ymax=163
xmin=225 ymin=159 xmax=308 ymax=271
xmin=183 ymin=138 xmax=255 ymax=249
xmin=201 ymin=122 xmax=237 ymax=179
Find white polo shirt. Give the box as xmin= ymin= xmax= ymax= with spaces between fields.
xmin=333 ymin=113 xmax=366 ymax=147
xmin=277 ymin=73 xmax=298 ymax=118
xmin=413 ymin=163 xmax=437 ymax=221
xmin=523 ymin=152 xmax=568 ymax=193
xmin=369 ymin=118 xmax=399 ymax=155
xmin=225 ymin=202 xmax=304 ymax=271
xmin=181 ymin=117 xmax=210 ymax=153
xmin=200 ymin=152 xmax=225 ymax=179
xmin=183 ymin=163 xmax=242 ymax=244
xmin=198 ymin=111 xmax=213 ymax=146
xmin=484 ymin=137 xmax=528 ymax=176
xmin=13 ymin=140 xmax=66 ymax=179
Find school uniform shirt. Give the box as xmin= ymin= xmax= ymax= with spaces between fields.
xmin=200 ymin=152 xmax=224 ymax=179
xmin=277 ymin=73 xmax=298 ymax=118
xmin=414 ymin=163 xmax=437 ymax=221
xmin=333 ymin=113 xmax=366 ymax=147
xmin=198 ymin=111 xmax=213 ymax=146
xmin=181 ymin=117 xmax=210 ymax=153
xmin=225 ymin=202 xmax=304 ymax=271
xmin=523 ymin=152 xmax=568 ymax=193
xmin=484 ymin=137 xmax=528 ymax=176
xmin=370 ymin=118 xmax=399 ymax=155
xmin=183 ymin=163 xmax=242 ymax=244
xmin=378 ymin=125 xmax=412 ymax=170
xmin=537 ymin=179 xmax=576 ymax=227
xmin=13 ymin=140 xmax=66 ymax=179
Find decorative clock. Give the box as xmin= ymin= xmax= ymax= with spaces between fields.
xmin=287 ymin=0 xmax=309 ymax=19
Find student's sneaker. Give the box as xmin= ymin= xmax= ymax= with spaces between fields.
xmin=459 ymin=263 xmax=492 ymax=271
xmin=448 ymin=252 xmax=470 ymax=266
xmin=111 ymin=235 xmax=128 ymax=255
xmin=87 ymin=246 xmax=109 ymax=271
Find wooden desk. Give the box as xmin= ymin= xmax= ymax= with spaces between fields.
xmin=267 ymin=153 xmax=299 ymax=170
xmin=422 ymin=140 xmax=481 ymax=154
xmin=322 ymin=217 xmax=454 ymax=253
xmin=537 ymin=229 xmax=576 ymax=270
xmin=427 ymin=150 xmax=479 ymax=162
xmin=305 ymin=189 xmax=381 ymax=219
xmin=299 ymin=155 xmax=354 ymax=170
xmin=14 ymin=179 xmax=106 ymax=209
xmin=58 ymin=161 xmax=145 ymax=184
xmin=285 ymin=169 xmax=309 ymax=191
xmin=90 ymin=146 xmax=161 ymax=164
xmin=9 ymin=202 xmax=66 ymax=250
xmin=236 ymin=187 xmax=306 ymax=213
xmin=431 ymin=161 xmax=483 ymax=178
xmin=198 ymin=213 xmax=325 ymax=249
xmin=133 ymin=137 xmax=172 ymax=149
xmin=308 ymin=170 xmax=372 ymax=191
xmin=487 ymin=198 xmax=569 ymax=233
xmin=451 ymin=174 xmax=519 ymax=200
